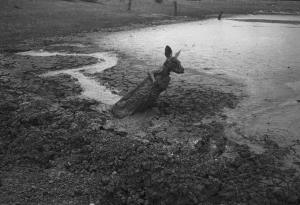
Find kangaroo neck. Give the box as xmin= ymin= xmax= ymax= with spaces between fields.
xmin=159 ymin=65 xmax=170 ymax=76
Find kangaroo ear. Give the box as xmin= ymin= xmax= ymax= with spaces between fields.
xmin=165 ymin=45 xmax=172 ymax=58
xmin=174 ymin=50 xmax=181 ymax=58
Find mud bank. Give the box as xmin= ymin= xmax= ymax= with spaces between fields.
xmin=1 ymin=42 xmax=300 ymax=204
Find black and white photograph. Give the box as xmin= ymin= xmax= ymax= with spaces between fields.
xmin=1 ymin=0 xmax=300 ymax=204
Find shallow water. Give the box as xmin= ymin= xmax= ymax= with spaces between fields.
xmin=92 ymin=15 xmax=300 ymax=154
xmin=18 ymin=50 xmax=121 ymax=105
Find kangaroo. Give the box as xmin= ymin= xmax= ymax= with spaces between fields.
xmin=111 ymin=45 xmax=184 ymax=118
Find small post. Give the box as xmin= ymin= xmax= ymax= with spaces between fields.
xmin=173 ymin=1 xmax=177 ymax=16
xmin=218 ymin=11 xmax=223 ymax=20
xmin=128 ymin=0 xmax=132 ymax=11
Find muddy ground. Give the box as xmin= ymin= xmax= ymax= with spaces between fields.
xmin=1 ymin=41 xmax=300 ymax=204
xmin=1 ymin=0 xmax=300 ymax=204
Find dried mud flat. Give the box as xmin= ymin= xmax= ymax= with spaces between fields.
xmin=1 ymin=41 xmax=300 ymax=205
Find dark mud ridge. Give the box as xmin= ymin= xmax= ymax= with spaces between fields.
xmin=0 ymin=44 xmax=299 ymax=205
xmin=231 ymin=18 xmax=300 ymax=25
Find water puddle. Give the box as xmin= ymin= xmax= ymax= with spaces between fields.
xmin=90 ymin=14 xmax=300 ymax=158
xmin=14 ymin=14 xmax=300 ymax=163
xmin=18 ymin=50 xmax=121 ymax=105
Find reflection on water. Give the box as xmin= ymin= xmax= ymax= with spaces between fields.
xmin=93 ymin=15 xmax=300 ymax=153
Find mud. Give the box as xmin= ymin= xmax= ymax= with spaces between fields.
xmin=230 ymin=19 xmax=300 ymax=24
xmin=0 ymin=41 xmax=299 ymax=204
xmin=18 ymin=49 xmax=121 ymax=106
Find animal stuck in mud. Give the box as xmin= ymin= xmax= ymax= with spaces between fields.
xmin=111 ymin=45 xmax=184 ymax=118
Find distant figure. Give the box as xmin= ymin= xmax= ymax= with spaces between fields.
xmin=218 ymin=11 xmax=223 ymax=20
xmin=111 ymin=45 xmax=184 ymax=118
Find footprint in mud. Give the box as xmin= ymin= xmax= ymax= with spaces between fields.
xmin=17 ymin=47 xmax=121 ymax=106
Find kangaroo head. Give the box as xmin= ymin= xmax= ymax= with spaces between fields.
xmin=163 ymin=45 xmax=184 ymax=74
